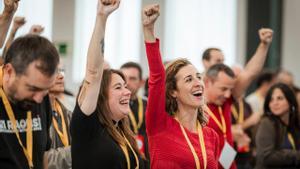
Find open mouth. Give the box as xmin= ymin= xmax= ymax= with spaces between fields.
xmin=192 ymin=91 xmax=203 ymax=97
xmin=119 ymin=99 xmax=129 ymax=105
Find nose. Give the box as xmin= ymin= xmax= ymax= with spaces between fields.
xmin=124 ymin=88 xmax=131 ymax=97
xmin=32 ymin=91 xmax=48 ymax=103
xmin=194 ymin=78 xmax=204 ymax=88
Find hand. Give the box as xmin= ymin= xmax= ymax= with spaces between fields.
xmin=142 ymin=4 xmax=160 ymax=29
xmin=12 ymin=16 xmax=26 ymax=29
xmin=4 ymin=0 xmax=19 ymax=14
xmin=259 ymin=28 xmax=273 ymax=45
xmin=232 ymin=124 xmax=244 ymax=141
xmin=29 ymin=25 xmax=44 ymax=35
xmin=97 ymin=0 xmax=120 ymax=17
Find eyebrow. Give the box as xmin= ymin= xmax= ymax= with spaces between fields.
xmin=26 ymin=84 xmax=48 ymax=91
xmin=184 ymin=73 xmax=202 ymax=79
xmin=183 ymin=75 xmax=192 ymax=80
xmin=112 ymin=82 xmax=126 ymax=88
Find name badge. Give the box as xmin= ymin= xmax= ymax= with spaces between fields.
xmin=219 ymin=141 xmax=237 ymax=169
xmin=136 ymin=135 xmax=144 ymax=154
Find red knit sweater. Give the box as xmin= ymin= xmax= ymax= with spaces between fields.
xmin=145 ymin=39 xmax=220 ymax=169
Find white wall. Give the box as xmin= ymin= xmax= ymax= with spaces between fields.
xmin=52 ymin=0 xmax=76 ymax=92
xmin=282 ymin=0 xmax=300 ymax=86
xmin=163 ymin=0 xmax=238 ymax=72
xmin=72 ymin=0 xmax=142 ymax=83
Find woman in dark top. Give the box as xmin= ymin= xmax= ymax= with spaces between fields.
xmin=70 ymin=0 xmax=143 ymax=169
xmin=255 ymin=83 xmax=300 ymax=169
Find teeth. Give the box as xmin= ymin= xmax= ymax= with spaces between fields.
xmin=192 ymin=91 xmax=203 ymax=96
xmin=120 ymin=99 xmax=129 ymax=104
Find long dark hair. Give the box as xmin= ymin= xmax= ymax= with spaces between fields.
xmin=264 ymin=83 xmax=300 ymax=148
xmin=96 ymin=69 xmax=140 ymax=154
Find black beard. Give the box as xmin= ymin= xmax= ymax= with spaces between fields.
xmin=15 ymin=100 xmax=36 ymax=110
xmin=8 ymin=96 xmax=36 ymax=111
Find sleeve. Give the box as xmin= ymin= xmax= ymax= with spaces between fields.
xmin=145 ymin=39 xmax=168 ymax=136
xmin=256 ymin=117 xmax=300 ymax=167
xmin=70 ymin=102 xmax=99 ymax=141
xmin=47 ymin=146 xmax=72 ymax=169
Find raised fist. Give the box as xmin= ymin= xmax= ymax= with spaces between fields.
xmin=97 ymin=0 xmax=120 ymax=16
xmin=142 ymin=4 xmax=160 ymax=29
xmin=13 ymin=16 xmax=26 ymax=29
xmin=4 ymin=0 xmax=19 ymax=14
xmin=29 ymin=25 xmax=44 ymax=35
xmin=259 ymin=28 xmax=273 ymax=45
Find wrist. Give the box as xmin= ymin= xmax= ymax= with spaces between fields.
xmin=1 ymin=10 xmax=14 ymax=20
xmin=143 ymin=29 xmax=156 ymax=43
xmin=260 ymin=41 xmax=271 ymax=48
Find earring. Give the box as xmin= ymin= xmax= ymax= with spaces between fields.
xmin=292 ymin=106 xmax=295 ymax=112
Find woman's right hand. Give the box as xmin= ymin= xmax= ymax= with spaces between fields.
xmin=142 ymin=4 xmax=160 ymax=42
xmin=97 ymin=0 xmax=120 ymax=17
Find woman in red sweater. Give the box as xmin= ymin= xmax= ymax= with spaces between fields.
xmin=142 ymin=4 xmax=220 ymax=169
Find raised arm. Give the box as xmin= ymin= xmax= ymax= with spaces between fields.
xmin=77 ymin=0 xmax=120 ymax=115
xmin=0 ymin=0 xmax=19 ymax=48
xmin=142 ymin=4 xmax=159 ymax=43
xmin=3 ymin=16 xmax=25 ymax=55
xmin=143 ymin=4 xmax=168 ymax=136
xmin=233 ymin=28 xmax=273 ymax=99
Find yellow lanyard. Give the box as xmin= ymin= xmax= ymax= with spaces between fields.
xmin=178 ymin=120 xmax=207 ymax=169
xmin=231 ymin=100 xmax=244 ymax=124
xmin=128 ymin=97 xmax=143 ymax=134
xmin=287 ymin=132 xmax=296 ymax=150
xmin=205 ymin=105 xmax=227 ymax=138
xmin=119 ymin=131 xmax=139 ymax=169
xmin=52 ymin=100 xmax=69 ymax=147
xmin=0 ymin=88 xmax=34 ymax=168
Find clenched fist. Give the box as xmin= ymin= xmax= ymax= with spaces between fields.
xmin=259 ymin=28 xmax=273 ymax=45
xmin=12 ymin=16 xmax=26 ymax=29
xmin=142 ymin=4 xmax=160 ymax=29
xmin=97 ymin=0 xmax=120 ymax=17
xmin=4 ymin=0 xmax=19 ymax=14
xmin=29 ymin=25 xmax=44 ymax=35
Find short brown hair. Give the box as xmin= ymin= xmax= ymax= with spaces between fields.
xmin=202 ymin=48 xmax=222 ymax=61
xmin=4 ymin=35 xmax=59 ymax=77
xmin=206 ymin=63 xmax=235 ymax=82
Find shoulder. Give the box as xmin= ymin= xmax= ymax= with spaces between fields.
xmin=246 ymin=93 xmax=257 ymax=102
xmin=260 ymin=116 xmax=274 ymax=127
xmin=202 ymin=125 xmax=219 ymax=140
xmin=257 ymin=116 xmax=277 ymax=136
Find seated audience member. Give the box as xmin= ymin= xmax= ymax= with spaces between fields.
xmin=256 ymin=83 xmax=300 ymax=168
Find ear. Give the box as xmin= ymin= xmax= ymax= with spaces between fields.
xmin=202 ymin=60 xmax=210 ymax=70
xmin=171 ymin=90 xmax=177 ymax=98
xmin=204 ymin=76 xmax=214 ymax=89
xmin=3 ymin=63 xmax=16 ymax=81
xmin=139 ymin=79 xmax=145 ymax=88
